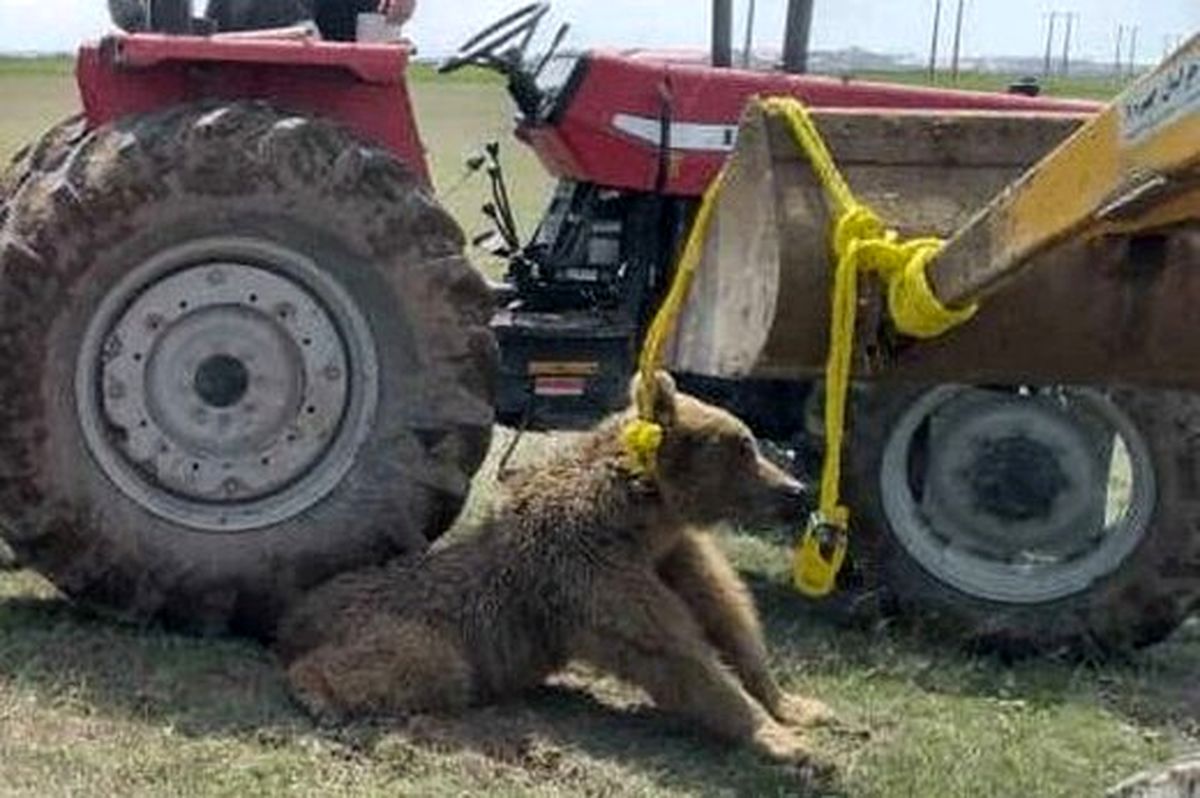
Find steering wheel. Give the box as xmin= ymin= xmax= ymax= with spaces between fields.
xmin=439 ymin=3 xmax=550 ymax=74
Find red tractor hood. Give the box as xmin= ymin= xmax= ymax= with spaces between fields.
xmin=519 ymin=51 xmax=1102 ymax=196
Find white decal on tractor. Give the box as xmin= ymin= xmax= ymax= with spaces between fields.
xmin=612 ymin=113 xmax=740 ymax=152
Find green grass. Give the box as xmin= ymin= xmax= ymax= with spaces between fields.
xmin=852 ymin=69 xmax=1125 ymax=101
xmin=1 ymin=519 xmax=1196 ymax=796
xmin=0 ymin=62 xmax=1191 ymax=797
xmin=0 ymin=55 xmax=73 ymax=76
xmin=0 ymin=431 xmax=1197 ymax=796
xmin=0 ymin=70 xmax=79 ymax=165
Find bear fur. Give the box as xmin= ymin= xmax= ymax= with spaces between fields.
xmin=276 ymin=373 xmax=828 ymax=764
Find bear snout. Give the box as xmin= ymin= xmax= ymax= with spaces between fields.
xmin=775 ymin=474 xmax=814 ymax=522
xmin=754 ymin=458 xmax=814 ymax=523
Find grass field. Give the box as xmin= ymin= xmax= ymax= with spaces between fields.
xmin=853 ymin=70 xmax=1128 ymax=101
xmin=0 ymin=56 xmax=1191 ymax=797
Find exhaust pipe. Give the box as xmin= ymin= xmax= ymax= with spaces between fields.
xmin=783 ymin=0 xmax=815 ymax=73
xmin=712 ymin=0 xmax=733 ymax=68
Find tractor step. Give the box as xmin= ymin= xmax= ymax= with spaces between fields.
xmin=492 ymin=308 xmax=634 ymax=429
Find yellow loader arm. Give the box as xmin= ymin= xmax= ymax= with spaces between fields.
xmin=931 ymin=34 xmax=1199 ymax=306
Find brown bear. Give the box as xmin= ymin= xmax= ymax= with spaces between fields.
xmin=276 ymin=372 xmax=828 ymax=764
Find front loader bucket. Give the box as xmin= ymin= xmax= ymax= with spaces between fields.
xmin=671 ymin=37 xmax=1200 ymax=391
xmin=669 ymin=104 xmax=1088 ymax=381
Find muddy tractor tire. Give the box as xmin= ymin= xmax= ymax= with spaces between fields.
xmin=847 ymin=384 xmax=1200 ymax=655
xmin=0 ymin=114 xmax=86 ymax=206
xmin=0 ymin=103 xmax=497 ymax=636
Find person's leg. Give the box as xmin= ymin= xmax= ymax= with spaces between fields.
xmin=312 ymin=0 xmax=376 ymax=41
xmin=108 ymin=0 xmax=148 ymax=31
xmin=206 ymin=0 xmax=313 ymax=33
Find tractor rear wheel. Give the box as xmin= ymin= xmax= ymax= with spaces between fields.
xmin=847 ymin=384 xmax=1200 ymax=655
xmin=0 ymin=103 xmax=496 ymax=635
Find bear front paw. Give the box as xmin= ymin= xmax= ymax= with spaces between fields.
xmin=773 ymin=693 xmax=836 ymax=729
xmin=752 ymin=721 xmax=815 ymax=764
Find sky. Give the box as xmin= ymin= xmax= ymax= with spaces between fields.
xmin=0 ymin=1 xmax=1195 ymax=63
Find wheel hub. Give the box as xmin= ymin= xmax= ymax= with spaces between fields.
xmin=77 ymin=239 xmax=378 ymax=532
xmin=194 ymin=354 xmax=250 ymax=409
xmin=963 ymin=435 xmax=1070 ymax=522
xmin=921 ymin=392 xmax=1108 ymax=557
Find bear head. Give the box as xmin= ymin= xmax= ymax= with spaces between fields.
xmin=630 ymin=372 xmax=813 ymax=529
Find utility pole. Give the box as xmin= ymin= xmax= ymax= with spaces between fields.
xmin=1043 ymin=12 xmax=1057 ymax=78
xmin=949 ymin=0 xmax=965 ymax=83
xmin=782 ymin=0 xmax=816 ymax=74
xmin=741 ymin=0 xmax=757 ymax=68
xmin=928 ymin=0 xmax=943 ymax=82
xmin=1128 ymin=25 xmax=1139 ymax=79
xmin=1060 ymin=12 xmax=1075 ymax=77
xmin=1113 ymin=24 xmax=1124 ymax=78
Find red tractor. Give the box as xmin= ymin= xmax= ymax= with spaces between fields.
xmin=3 ymin=0 xmax=1191 ymax=653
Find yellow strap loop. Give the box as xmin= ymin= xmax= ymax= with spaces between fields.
xmin=621 ymin=418 xmax=665 ymax=477
xmin=761 ymin=96 xmax=977 ymax=596
xmin=624 ymin=167 xmax=728 ymax=475
xmin=624 ymin=97 xmax=977 ymax=593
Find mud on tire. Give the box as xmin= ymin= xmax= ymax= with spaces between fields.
xmin=0 ymin=104 xmax=497 ymax=635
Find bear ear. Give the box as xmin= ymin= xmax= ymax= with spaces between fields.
xmin=630 ymin=370 xmax=678 ymax=427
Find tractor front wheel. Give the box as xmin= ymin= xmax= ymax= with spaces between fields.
xmin=0 ymin=103 xmax=496 ymax=635
xmin=847 ymin=384 xmax=1200 ymax=655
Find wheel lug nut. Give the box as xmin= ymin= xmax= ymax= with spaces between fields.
xmin=106 ymin=379 xmax=126 ymax=400
xmin=102 ymin=335 xmax=123 ymax=360
xmin=206 ymin=268 xmax=226 ymax=286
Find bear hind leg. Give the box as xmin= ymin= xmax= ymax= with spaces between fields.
xmin=286 ymin=620 xmax=472 ymax=721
